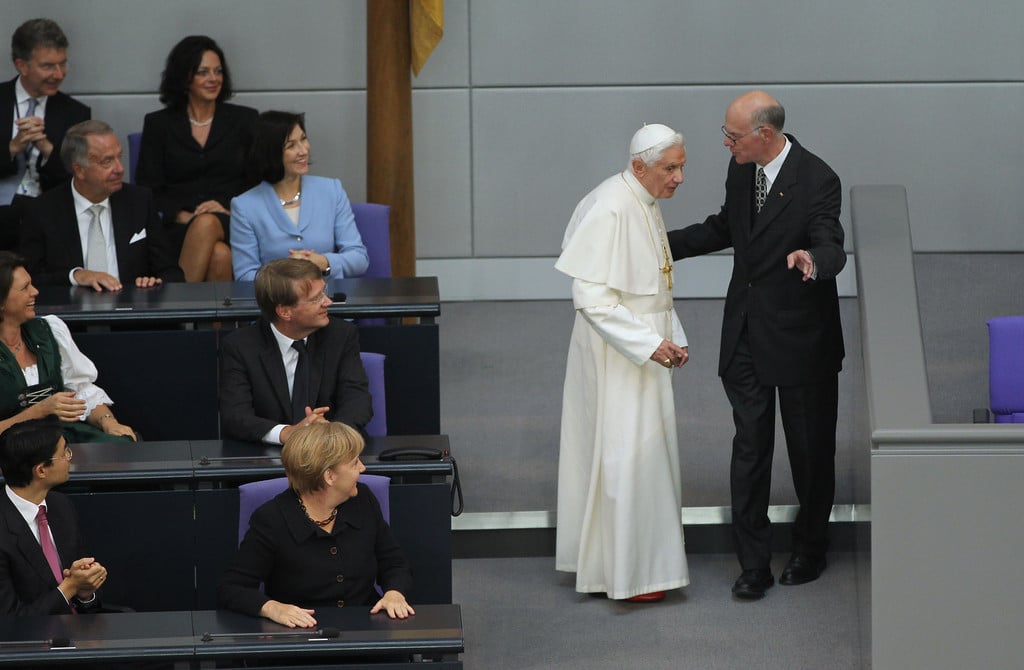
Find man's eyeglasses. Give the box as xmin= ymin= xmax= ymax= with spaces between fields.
xmin=721 ymin=125 xmax=763 ymax=144
xmin=51 ymin=447 xmax=72 ymax=462
xmin=297 ymin=289 xmax=331 ymax=306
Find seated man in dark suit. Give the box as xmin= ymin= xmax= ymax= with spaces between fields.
xmin=0 ymin=416 xmax=107 ymax=615
xmin=19 ymin=119 xmax=183 ymax=290
xmin=220 ymin=258 xmax=372 ymax=444
xmin=0 ymin=19 xmax=90 ymax=250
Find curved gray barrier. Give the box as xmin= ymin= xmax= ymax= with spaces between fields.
xmin=851 ymin=185 xmax=1024 ymax=669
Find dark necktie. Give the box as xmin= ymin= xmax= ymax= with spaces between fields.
xmin=291 ymin=340 xmax=310 ymax=423
xmin=36 ymin=505 xmax=64 ymax=585
xmin=755 ymin=167 xmax=767 ymax=214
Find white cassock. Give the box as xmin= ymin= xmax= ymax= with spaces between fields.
xmin=554 ymin=169 xmax=689 ymax=599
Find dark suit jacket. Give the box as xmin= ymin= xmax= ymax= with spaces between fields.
xmin=19 ymin=182 xmax=185 ymax=286
xmin=218 ymin=484 xmax=411 ymax=616
xmin=0 ymin=490 xmax=99 ymax=615
xmin=0 ymin=77 xmax=91 ymax=193
xmin=668 ymin=134 xmax=845 ymax=387
xmin=219 ymin=317 xmax=373 ymax=442
xmin=135 ymin=102 xmax=258 ymax=221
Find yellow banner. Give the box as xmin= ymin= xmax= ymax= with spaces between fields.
xmin=411 ymin=0 xmax=444 ymax=76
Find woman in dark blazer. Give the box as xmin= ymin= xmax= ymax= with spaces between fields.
xmin=218 ymin=422 xmax=414 ymax=627
xmin=136 ymin=35 xmax=257 ymax=281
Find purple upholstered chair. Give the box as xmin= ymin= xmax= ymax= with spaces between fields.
xmin=988 ymin=316 xmax=1024 ymax=423
xmin=360 ymin=351 xmax=387 ymax=437
xmin=237 ymin=473 xmax=391 ymax=546
xmin=128 ymin=132 xmax=142 ymax=185
xmin=351 ymin=202 xmax=392 ymax=278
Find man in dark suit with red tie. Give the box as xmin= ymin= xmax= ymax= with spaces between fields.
xmin=19 ymin=120 xmax=183 ymax=290
xmin=0 ymin=19 xmax=90 ymax=249
xmin=0 ymin=416 xmax=107 ymax=615
xmin=668 ymin=90 xmax=846 ymax=600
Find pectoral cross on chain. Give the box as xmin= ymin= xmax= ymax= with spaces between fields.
xmin=660 ymin=244 xmax=673 ymax=290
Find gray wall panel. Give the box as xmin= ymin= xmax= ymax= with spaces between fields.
xmin=413 ymin=90 xmax=472 ymax=257
xmin=26 ymin=0 xmax=367 ymax=93
xmin=472 ymin=84 xmax=1023 ymax=258
xmin=470 ymin=0 xmax=1024 ymax=86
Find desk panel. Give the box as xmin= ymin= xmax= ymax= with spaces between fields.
xmin=193 ymin=605 xmax=463 ymax=663
xmin=0 ymin=611 xmax=194 ymax=666
xmin=0 ymin=608 xmax=462 ymax=667
xmin=36 ymin=277 xmax=441 ymax=323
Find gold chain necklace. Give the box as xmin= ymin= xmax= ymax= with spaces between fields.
xmin=620 ymin=173 xmax=674 ymax=290
xmin=296 ymin=492 xmax=337 ymax=527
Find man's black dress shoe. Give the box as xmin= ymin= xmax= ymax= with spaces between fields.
xmin=731 ymin=569 xmax=774 ymax=600
xmin=779 ymin=554 xmax=827 ymax=585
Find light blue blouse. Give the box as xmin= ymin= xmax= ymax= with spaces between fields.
xmin=230 ymin=175 xmax=369 ymax=281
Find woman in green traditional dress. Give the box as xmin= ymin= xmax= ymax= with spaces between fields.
xmin=0 ymin=252 xmax=136 ymax=442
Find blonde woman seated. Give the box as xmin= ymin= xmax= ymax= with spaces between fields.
xmin=230 ymin=111 xmax=368 ymax=281
xmin=0 ymin=252 xmax=136 ymax=442
xmin=218 ymin=422 xmax=414 ymax=627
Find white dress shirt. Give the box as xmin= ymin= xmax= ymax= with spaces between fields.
xmin=262 ymin=322 xmax=308 ymax=445
xmin=69 ymin=182 xmax=120 ymax=284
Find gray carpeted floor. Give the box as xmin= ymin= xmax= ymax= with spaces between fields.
xmin=453 ymin=552 xmax=871 ymax=669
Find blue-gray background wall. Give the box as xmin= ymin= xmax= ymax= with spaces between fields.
xmin=7 ymin=0 xmax=1021 ymax=302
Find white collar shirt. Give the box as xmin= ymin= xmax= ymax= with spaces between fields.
xmin=70 ymin=183 xmax=120 ymax=283
xmin=263 ymin=323 xmax=310 ymax=445
xmin=757 ymin=136 xmax=791 ymax=193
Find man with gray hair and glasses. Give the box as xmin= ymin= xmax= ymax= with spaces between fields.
xmin=668 ymin=90 xmax=846 ymax=601
xmin=0 ymin=19 xmax=90 ymax=250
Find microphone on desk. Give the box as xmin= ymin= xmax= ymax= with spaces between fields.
xmin=0 ymin=637 xmax=73 ymax=649
xmin=201 ymin=627 xmax=340 ymax=642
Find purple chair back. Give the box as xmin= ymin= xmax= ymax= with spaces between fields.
xmin=988 ymin=316 xmax=1024 ymax=423
xmin=128 ymin=132 xmax=142 ymax=185
xmin=351 ymin=202 xmax=392 ymax=278
xmin=237 ymin=473 xmax=391 ymax=546
xmin=360 ymin=352 xmax=387 ymax=437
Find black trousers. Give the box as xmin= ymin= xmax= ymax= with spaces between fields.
xmin=721 ymin=329 xmax=839 ymax=570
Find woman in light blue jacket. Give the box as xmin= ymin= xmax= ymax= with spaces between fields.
xmin=230 ymin=111 xmax=368 ymax=281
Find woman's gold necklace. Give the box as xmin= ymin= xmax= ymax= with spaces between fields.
xmin=296 ymin=493 xmax=337 ymax=527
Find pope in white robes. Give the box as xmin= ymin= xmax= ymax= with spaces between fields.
xmin=554 ymin=124 xmax=691 ymax=601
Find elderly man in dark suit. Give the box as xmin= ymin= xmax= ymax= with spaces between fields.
xmin=0 ymin=416 xmax=107 ymax=615
xmin=668 ymin=90 xmax=846 ymax=600
xmin=20 ymin=120 xmax=183 ymax=290
xmin=219 ymin=257 xmax=372 ymax=444
xmin=0 ymin=19 xmax=90 ymax=249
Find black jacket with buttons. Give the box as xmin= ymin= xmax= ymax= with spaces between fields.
xmin=218 ymin=483 xmax=412 ymax=616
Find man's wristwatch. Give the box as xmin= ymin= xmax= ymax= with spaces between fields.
xmin=322 ymin=265 xmax=331 ymax=277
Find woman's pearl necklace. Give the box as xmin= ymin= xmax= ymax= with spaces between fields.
xmin=189 ymin=115 xmax=213 ymax=127
xmin=280 ymin=190 xmax=301 ymax=207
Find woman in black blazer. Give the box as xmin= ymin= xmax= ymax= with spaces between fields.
xmin=136 ymin=35 xmax=257 ymax=281
xmin=218 ymin=422 xmax=415 ymax=627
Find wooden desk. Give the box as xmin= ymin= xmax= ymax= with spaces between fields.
xmin=0 ymin=606 xmax=463 ymax=668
